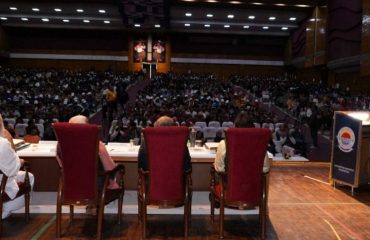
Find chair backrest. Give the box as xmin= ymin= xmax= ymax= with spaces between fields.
xmin=194 ymin=121 xmax=207 ymax=129
xmin=203 ymin=127 xmax=217 ymax=139
xmin=208 ymin=121 xmax=221 ymax=128
xmin=14 ymin=123 xmax=27 ymax=137
xmin=35 ymin=123 xmax=44 ymax=138
xmin=53 ymin=123 xmax=100 ymax=203
xmin=224 ymin=128 xmax=271 ymax=204
xmin=143 ymin=126 xmax=190 ymax=202
xmin=222 ymin=121 xmax=234 ymax=128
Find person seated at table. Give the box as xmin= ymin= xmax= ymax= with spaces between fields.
xmin=23 ymin=128 xmax=41 ymax=144
xmin=214 ymin=111 xmax=271 ymax=173
xmin=138 ymin=116 xmax=191 ymax=171
xmin=0 ymin=113 xmax=35 ymax=219
xmin=66 ymin=115 xmax=119 ymax=189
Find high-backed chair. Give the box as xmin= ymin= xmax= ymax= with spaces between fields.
xmin=14 ymin=123 xmax=27 ymax=137
xmin=210 ymin=128 xmax=271 ymax=239
xmin=0 ymin=164 xmax=31 ymax=236
xmin=203 ymin=127 xmax=217 ymax=140
xmin=138 ymin=126 xmax=192 ymax=238
xmin=53 ymin=123 xmax=125 ymax=240
xmin=194 ymin=121 xmax=207 ymax=129
xmin=208 ymin=121 xmax=221 ymax=128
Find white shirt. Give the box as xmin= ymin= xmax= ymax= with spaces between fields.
xmin=214 ymin=140 xmax=270 ymax=173
xmin=0 ymin=137 xmax=21 ymax=199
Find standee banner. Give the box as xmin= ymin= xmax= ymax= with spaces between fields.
xmin=332 ymin=112 xmax=361 ymax=186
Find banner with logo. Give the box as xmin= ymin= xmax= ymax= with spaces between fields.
xmin=331 ymin=112 xmax=361 ymax=186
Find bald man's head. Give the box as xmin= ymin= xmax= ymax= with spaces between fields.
xmin=154 ymin=116 xmax=175 ymax=127
xmin=69 ymin=115 xmax=88 ymax=124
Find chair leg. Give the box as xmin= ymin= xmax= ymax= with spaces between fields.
xmin=69 ymin=205 xmax=74 ymax=222
xmin=142 ymin=203 xmax=147 ymax=239
xmin=56 ymin=202 xmax=62 ymax=238
xmin=0 ymin=202 xmax=3 ymax=236
xmin=25 ymin=192 xmax=30 ymax=222
xmin=97 ymin=205 xmax=104 ymax=240
xmin=219 ymin=200 xmax=224 ymax=239
xmin=184 ymin=202 xmax=189 ymax=238
xmin=210 ymin=193 xmax=215 ymax=222
xmin=118 ymin=194 xmax=123 ymax=224
xmin=260 ymin=205 xmax=267 ymax=239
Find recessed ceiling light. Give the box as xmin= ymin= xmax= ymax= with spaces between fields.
xmin=289 ymin=17 xmax=297 ymax=21
xmin=248 ymin=15 xmax=255 ymax=19
xmin=275 ymin=3 xmax=286 ymax=6
xmin=309 ymin=18 xmax=316 ymax=22
xmin=32 ymin=8 xmax=40 ymax=12
xmin=184 ymin=23 xmax=191 ymax=27
xmin=63 ymin=19 xmax=70 ymax=22
xmin=185 ymin=13 xmax=192 ymax=17
xmin=207 ymin=0 xmax=218 ymax=2
xmin=83 ymin=19 xmax=90 ymax=23
xmin=224 ymin=25 xmax=230 ymax=28
xmin=41 ymin=18 xmax=49 ymax=22
xmin=282 ymin=27 xmax=288 ymax=30
xmin=269 ymin=16 xmax=276 ymax=21
xmin=1 ymin=17 xmax=7 ymax=20
xmin=295 ymin=4 xmax=310 ymax=7
xmin=21 ymin=18 xmax=28 ymax=21
xmin=9 ymin=7 xmax=17 ymax=11
xmin=104 ymin=20 xmax=110 ymax=24
xmin=134 ymin=24 xmax=141 ymax=27
xmin=243 ymin=25 xmax=250 ymax=29
xmin=227 ymin=14 xmax=234 ymax=19
xmin=230 ymin=1 xmax=241 ymax=4
xmin=262 ymin=26 xmax=269 ymax=30
xmin=183 ymin=0 xmax=195 ymax=1
xmin=54 ymin=8 xmax=62 ymax=12
xmin=206 ymin=14 xmax=213 ymax=18
xmin=76 ymin=9 xmax=84 ymax=13
xmin=99 ymin=9 xmax=106 ymax=13
xmin=252 ymin=2 xmax=263 ymax=5
xmin=155 ymin=24 xmax=160 ymax=28
xmin=204 ymin=24 xmax=211 ymax=27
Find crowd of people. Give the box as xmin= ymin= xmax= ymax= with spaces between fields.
xmin=0 ymin=66 xmax=141 ymax=140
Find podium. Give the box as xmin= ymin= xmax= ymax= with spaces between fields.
xmin=331 ymin=111 xmax=370 ymax=194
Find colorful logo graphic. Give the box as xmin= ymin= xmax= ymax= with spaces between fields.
xmin=337 ymin=127 xmax=355 ymax=153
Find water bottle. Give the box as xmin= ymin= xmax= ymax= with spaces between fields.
xmin=190 ymin=127 xmax=196 ymax=147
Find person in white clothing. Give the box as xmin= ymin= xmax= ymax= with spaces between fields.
xmin=0 ymin=114 xmax=34 ymax=219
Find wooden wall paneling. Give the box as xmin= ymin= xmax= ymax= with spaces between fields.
xmin=361 ymin=0 xmax=370 ymax=78
xmin=305 ymin=8 xmax=316 ymax=67
xmin=314 ymin=6 xmax=327 ymax=65
xmin=0 ymin=26 xmax=9 ymax=57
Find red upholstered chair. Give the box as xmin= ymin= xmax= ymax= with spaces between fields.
xmin=210 ymin=128 xmax=271 ymax=239
xmin=0 ymin=163 xmax=31 ymax=235
xmin=138 ymin=126 xmax=192 ymax=238
xmin=53 ymin=123 xmax=125 ymax=240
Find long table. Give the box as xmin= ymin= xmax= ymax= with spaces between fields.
xmin=17 ymin=141 xmax=216 ymax=191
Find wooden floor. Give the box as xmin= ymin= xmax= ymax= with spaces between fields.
xmin=2 ymin=164 xmax=369 ymax=239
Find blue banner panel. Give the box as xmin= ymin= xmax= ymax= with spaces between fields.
xmin=332 ymin=113 xmax=361 ymax=185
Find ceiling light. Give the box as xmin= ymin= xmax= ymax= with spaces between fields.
xmin=63 ymin=19 xmax=69 ymax=23
xmin=275 ymin=3 xmax=286 ymax=6
xmin=185 ymin=13 xmax=192 ymax=17
xmin=289 ymin=17 xmax=297 ymax=21
xmin=282 ymin=27 xmax=288 ymax=30
xmin=54 ymin=8 xmax=62 ymax=12
xmin=184 ymin=23 xmax=190 ymax=27
xmin=104 ymin=20 xmax=110 ymax=24
xmin=206 ymin=14 xmax=213 ymax=18
xmin=262 ymin=26 xmax=269 ymax=30
xmin=248 ymin=16 xmax=255 ymax=20
xmin=155 ymin=24 xmax=160 ymax=28
xmin=41 ymin=18 xmax=49 ymax=22
xmin=183 ymin=0 xmax=195 ymax=1
xmin=99 ymin=9 xmax=106 ymax=13
xmin=252 ymin=2 xmax=263 ymax=5
xmin=76 ymin=9 xmax=84 ymax=13
xmin=310 ymin=18 xmax=316 ymax=22
xmin=243 ymin=25 xmax=250 ymax=29
xmin=295 ymin=4 xmax=310 ymax=7
xmin=83 ymin=20 xmax=90 ymax=23
xmin=32 ymin=8 xmax=40 ymax=12
xmin=1 ymin=17 xmax=8 ymax=20
xmin=207 ymin=0 xmax=218 ymax=2
xmin=269 ymin=16 xmax=276 ymax=21
xmin=204 ymin=24 xmax=211 ymax=27
xmin=230 ymin=1 xmax=241 ymax=4
xmin=227 ymin=14 xmax=234 ymax=19
xmin=224 ymin=25 xmax=230 ymax=28
xmin=9 ymin=7 xmax=17 ymax=11
xmin=21 ymin=18 xmax=28 ymax=21
xmin=134 ymin=24 xmax=141 ymax=27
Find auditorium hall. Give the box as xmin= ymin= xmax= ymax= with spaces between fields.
xmin=0 ymin=0 xmax=369 ymax=239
